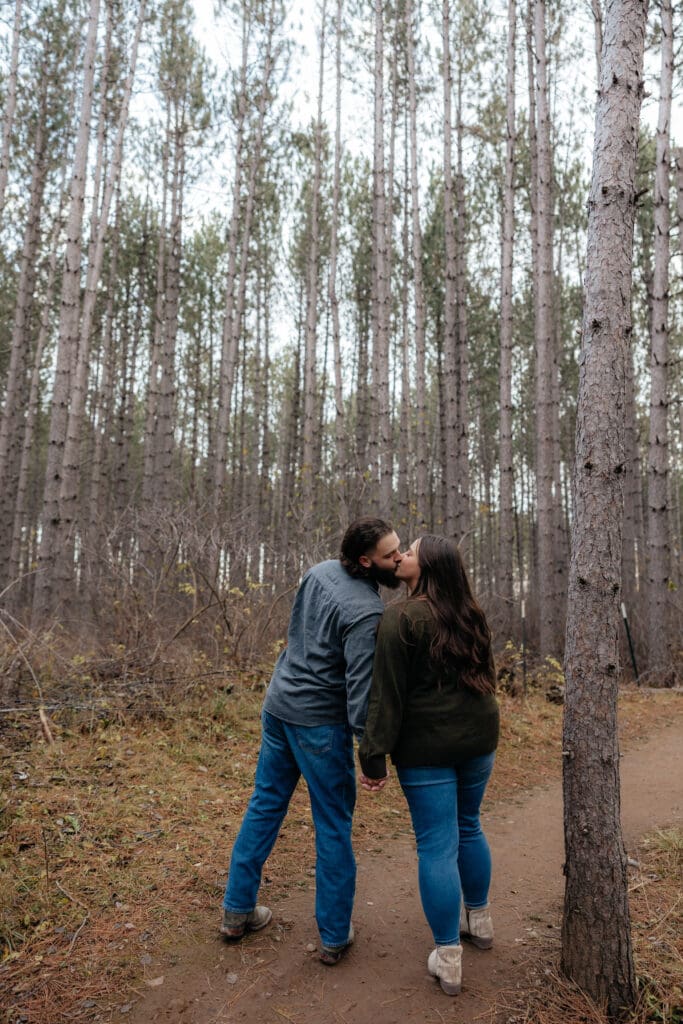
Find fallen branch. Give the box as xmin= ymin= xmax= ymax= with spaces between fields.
xmin=63 ymin=915 xmax=89 ymax=960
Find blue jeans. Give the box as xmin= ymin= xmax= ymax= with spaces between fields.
xmin=223 ymin=710 xmax=356 ymax=947
xmin=398 ymin=752 xmax=495 ymax=945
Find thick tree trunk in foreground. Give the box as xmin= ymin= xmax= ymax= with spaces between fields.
xmin=562 ymin=0 xmax=647 ymax=1016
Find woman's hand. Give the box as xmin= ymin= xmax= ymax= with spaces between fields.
xmin=359 ymin=772 xmax=388 ymax=792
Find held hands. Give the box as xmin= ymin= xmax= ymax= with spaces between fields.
xmin=359 ymin=772 xmax=389 ymax=792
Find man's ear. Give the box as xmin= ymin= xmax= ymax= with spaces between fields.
xmin=358 ymin=554 xmax=372 ymax=568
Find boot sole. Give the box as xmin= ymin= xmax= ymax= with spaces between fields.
xmin=428 ymin=965 xmax=461 ymax=995
xmin=438 ymin=979 xmax=462 ymax=996
xmin=463 ymin=933 xmax=493 ymax=950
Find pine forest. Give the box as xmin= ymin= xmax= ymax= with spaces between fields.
xmin=0 ymin=0 xmax=681 ymax=682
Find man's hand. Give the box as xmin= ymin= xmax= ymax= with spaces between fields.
xmin=359 ymin=772 xmax=388 ymax=792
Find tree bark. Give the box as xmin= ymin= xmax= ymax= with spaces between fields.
xmin=591 ymin=0 xmax=603 ymax=81
xmin=213 ymin=1 xmax=278 ymax=532
xmin=0 ymin=0 xmax=23 ymax=221
xmin=371 ymin=0 xmax=392 ymax=518
xmin=562 ymin=2 xmax=648 ymax=1015
xmin=0 ymin=101 xmax=48 ymax=578
xmin=32 ymin=0 xmax=101 ymax=624
xmin=302 ymin=2 xmax=326 ymax=518
xmin=212 ymin=13 xmax=249 ymax=522
xmin=621 ymin=342 xmax=643 ymax=639
xmin=646 ymin=0 xmax=674 ymax=675
xmin=442 ymin=0 xmax=458 ymax=539
xmin=533 ymin=0 xmax=560 ymax=656
xmin=405 ymin=0 xmax=428 ymax=530
xmin=7 ymin=215 xmax=61 ymax=602
xmin=675 ymin=147 xmax=683 ymax=248
xmin=142 ymin=126 xmax=169 ymax=511
xmin=455 ymin=65 xmax=470 ymax=545
xmin=56 ymin=0 xmax=145 ymax=594
xmin=328 ymin=0 xmax=346 ymax=503
xmin=499 ymin=0 xmax=517 ymax=639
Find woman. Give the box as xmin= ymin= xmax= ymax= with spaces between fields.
xmin=358 ymin=535 xmax=499 ymax=996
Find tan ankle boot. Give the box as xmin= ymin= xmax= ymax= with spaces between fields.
xmin=461 ymin=903 xmax=493 ymax=949
xmin=427 ymin=943 xmax=462 ymax=995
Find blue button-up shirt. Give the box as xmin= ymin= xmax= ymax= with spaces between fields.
xmin=263 ymin=560 xmax=384 ymax=737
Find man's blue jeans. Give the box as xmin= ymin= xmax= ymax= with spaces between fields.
xmin=223 ymin=710 xmax=356 ymax=947
xmin=397 ymin=752 xmax=495 ymax=945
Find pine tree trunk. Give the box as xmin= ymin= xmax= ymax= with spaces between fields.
xmin=258 ymin=254 xmax=273 ymax=564
xmin=621 ymin=344 xmax=642 ymax=641
xmin=0 ymin=103 xmax=48 ymax=578
xmin=142 ymin=146 xmax=168 ymax=513
xmin=154 ymin=129 xmax=184 ymax=502
xmin=646 ymin=0 xmax=674 ymax=676
xmin=398 ymin=128 xmax=412 ymax=531
xmin=302 ymin=4 xmax=326 ymax=518
xmin=591 ymin=0 xmax=603 ymax=80
xmin=32 ymin=0 xmax=101 ymax=624
xmin=455 ymin=66 xmax=470 ymax=544
xmin=212 ymin=17 xmax=249 ymax=523
xmin=0 ymin=0 xmax=23 ymax=220
xmin=405 ymin=0 xmax=428 ymax=530
xmin=675 ymin=147 xmax=683 ymax=243
xmin=56 ymin=0 xmax=145 ymax=596
xmin=533 ymin=0 xmax=560 ymax=656
xmin=213 ymin=7 xmax=278 ymax=550
xmin=7 ymin=217 xmax=61 ymax=605
xmin=499 ymin=0 xmax=517 ymax=638
xmin=442 ymin=0 xmax=459 ymax=539
xmin=562 ymin=3 xmax=647 ymax=1015
xmin=85 ymin=198 xmax=121 ymax=593
xmin=328 ymin=0 xmax=346 ymax=502
xmin=371 ymin=0 xmax=392 ymax=517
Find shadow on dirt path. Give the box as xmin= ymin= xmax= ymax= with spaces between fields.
xmin=118 ymin=718 xmax=683 ymax=1024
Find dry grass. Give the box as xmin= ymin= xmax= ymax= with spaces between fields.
xmin=0 ymin=684 xmax=681 ymax=1024
xmin=630 ymin=827 xmax=683 ymax=1023
xmin=493 ymin=826 xmax=683 ymax=1024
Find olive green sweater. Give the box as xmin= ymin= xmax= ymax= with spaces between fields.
xmin=358 ymin=599 xmax=500 ymax=779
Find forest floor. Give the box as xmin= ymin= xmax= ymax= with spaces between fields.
xmin=1 ymin=686 xmax=682 ymax=1024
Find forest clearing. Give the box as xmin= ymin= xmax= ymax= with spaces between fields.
xmin=0 ymin=684 xmax=681 ymax=1024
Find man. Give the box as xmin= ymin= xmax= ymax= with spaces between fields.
xmin=220 ymin=517 xmax=401 ymax=964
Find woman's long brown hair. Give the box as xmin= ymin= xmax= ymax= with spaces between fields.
xmin=410 ymin=535 xmax=496 ymax=694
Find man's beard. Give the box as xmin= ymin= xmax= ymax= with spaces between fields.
xmin=367 ymin=564 xmax=402 ymax=589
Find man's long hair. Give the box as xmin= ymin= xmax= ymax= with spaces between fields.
xmin=340 ymin=517 xmax=394 ymax=577
xmin=411 ymin=534 xmax=496 ymax=694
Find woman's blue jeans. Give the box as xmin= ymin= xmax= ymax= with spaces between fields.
xmin=223 ymin=710 xmax=356 ymax=948
xmin=398 ymin=752 xmax=495 ymax=945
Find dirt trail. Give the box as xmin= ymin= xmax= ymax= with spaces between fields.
xmin=120 ymin=719 xmax=683 ymax=1024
